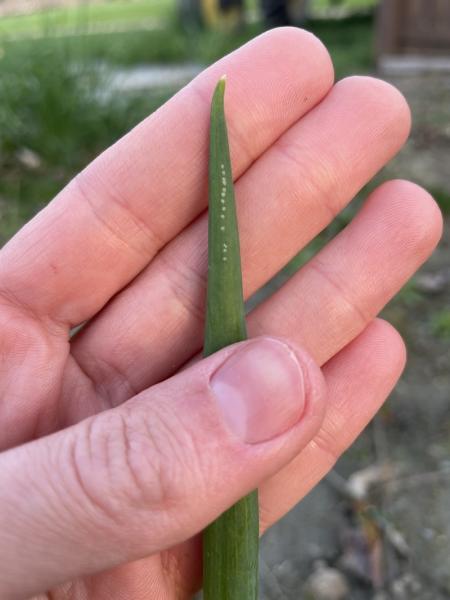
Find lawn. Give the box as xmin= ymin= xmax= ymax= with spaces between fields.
xmin=0 ymin=0 xmax=377 ymax=37
xmin=1 ymin=13 xmax=375 ymax=69
xmin=0 ymin=0 xmax=174 ymax=37
xmin=315 ymin=0 xmax=376 ymax=8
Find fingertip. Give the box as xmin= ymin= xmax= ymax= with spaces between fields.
xmin=336 ymin=75 xmax=411 ymax=145
xmin=228 ymin=26 xmax=335 ymax=116
xmin=259 ymin=26 xmax=335 ymax=87
xmin=364 ymin=318 xmax=407 ymax=376
xmin=367 ymin=179 xmax=444 ymax=258
xmin=323 ymin=318 xmax=408 ymax=408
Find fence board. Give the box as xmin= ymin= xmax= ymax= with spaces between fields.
xmin=377 ymin=0 xmax=450 ymax=55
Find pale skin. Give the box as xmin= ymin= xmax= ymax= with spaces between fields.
xmin=0 ymin=28 xmax=443 ymax=600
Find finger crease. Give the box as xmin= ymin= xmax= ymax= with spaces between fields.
xmin=157 ymin=251 xmax=207 ymax=326
xmin=274 ymin=141 xmax=339 ymax=221
xmin=73 ymin=174 xmax=163 ymax=260
xmin=0 ymin=287 xmax=68 ymax=338
xmin=79 ymin=352 xmax=140 ymax=408
xmin=308 ymin=259 xmax=369 ymax=326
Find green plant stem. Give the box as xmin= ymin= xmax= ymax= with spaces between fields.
xmin=203 ymin=76 xmax=259 ymax=599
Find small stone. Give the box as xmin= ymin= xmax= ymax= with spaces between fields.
xmin=304 ymin=566 xmax=350 ymax=600
xmin=373 ymin=593 xmax=389 ymax=600
xmin=416 ymin=270 xmax=450 ymax=295
xmin=391 ymin=572 xmax=422 ymax=599
xmin=16 ymin=147 xmax=42 ymax=170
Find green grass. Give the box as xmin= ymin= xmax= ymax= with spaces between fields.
xmin=315 ymin=0 xmax=376 ymax=9
xmin=431 ymin=310 xmax=450 ymax=339
xmin=430 ymin=188 xmax=450 ymax=215
xmin=0 ymin=0 xmax=174 ymax=37
xmin=1 ymin=26 xmax=189 ymax=65
xmin=0 ymin=0 xmax=376 ymax=38
xmin=0 ymin=38 xmax=170 ymax=243
xmin=1 ymin=14 xmax=373 ymax=73
xmin=307 ymin=15 xmax=375 ymax=76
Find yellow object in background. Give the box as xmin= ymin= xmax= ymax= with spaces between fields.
xmin=201 ymin=0 xmax=244 ymax=28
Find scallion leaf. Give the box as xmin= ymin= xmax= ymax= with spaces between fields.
xmin=203 ymin=75 xmax=259 ymax=600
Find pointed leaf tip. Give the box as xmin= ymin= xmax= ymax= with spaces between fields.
xmin=214 ymin=75 xmax=226 ymax=97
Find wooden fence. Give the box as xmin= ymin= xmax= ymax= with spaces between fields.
xmin=377 ymin=0 xmax=450 ymax=55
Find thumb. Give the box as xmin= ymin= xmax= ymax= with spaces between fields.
xmin=0 ymin=336 xmax=326 ymax=599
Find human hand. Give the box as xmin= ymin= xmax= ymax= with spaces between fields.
xmin=0 ymin=28 xmax=442 ymax=600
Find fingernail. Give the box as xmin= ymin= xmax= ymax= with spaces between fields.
xmin=210 ymin=338 xmax=306 ymax=444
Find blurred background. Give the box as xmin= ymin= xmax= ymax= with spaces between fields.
xmin=0 ymin=0 xmax=449 ymax=598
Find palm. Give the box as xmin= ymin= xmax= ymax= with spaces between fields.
xmin=4 ymin=315 xmax=200 ymax=599
xmin=0 ymin=29 xmax=440 ymax=599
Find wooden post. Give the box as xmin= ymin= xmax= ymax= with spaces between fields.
xmin=376 ymin=0 xmax=406 ymax=57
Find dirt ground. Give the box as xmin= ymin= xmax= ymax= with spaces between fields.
xmin=258 ymin=69 xmax=450 ymax=599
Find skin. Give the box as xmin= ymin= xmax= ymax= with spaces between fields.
xmin=0 ymin=27 xmax=443 ymax=600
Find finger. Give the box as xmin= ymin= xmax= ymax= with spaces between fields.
xmin=258 ymin=318 xmax=406 ymax=530
xmin=0 ymin=337 xmax=326 ymax=599
xmin=250 ymin=179 xmax=442 ymax=365
xmin=0 ymin=28 xmax=333 ymax=329
xmin=69 ymin=78 xmax=412 ymax=402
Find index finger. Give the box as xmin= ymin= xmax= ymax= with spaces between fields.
xmin=0 ymin=28 xmax=333 ymax=329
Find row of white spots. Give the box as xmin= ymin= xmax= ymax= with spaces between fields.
xmin=220 ymin=163 xmax=227 ymax=260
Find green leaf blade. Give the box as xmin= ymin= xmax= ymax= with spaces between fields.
xmin=203 ymin=491 xmax=259 ymax=599
xmin=204 ymin=75 xmax=247 ymax=357
xmin=203 ymin=76 xmax=258 ymax=600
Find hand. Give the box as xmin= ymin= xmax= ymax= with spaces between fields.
xmin=0 ymin=28 xmax=442 ymax=600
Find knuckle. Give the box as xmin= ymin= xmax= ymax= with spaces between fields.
xmin=156 ymin=248 xmax=206 ymax=325
xmin=72 ymin=172 xmax=161 ymax=258
xmin=274 ymin=141 xmax=340 ymax=221
xmin=309 ymin=259 xmax=369 ymax=327
xmin=69 ymin=402 xmax=205 ymax=527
